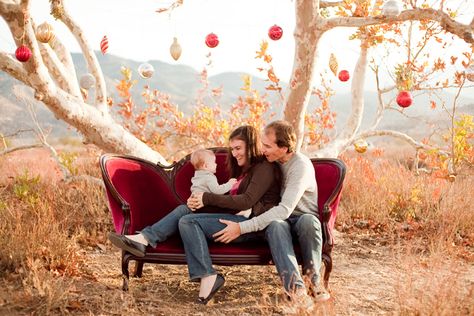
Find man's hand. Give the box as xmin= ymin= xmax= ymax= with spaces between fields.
xmin=187 ymin=192 xmax=204 ymax=211
xmin=213 ymin=219 xmax=241 ymax=243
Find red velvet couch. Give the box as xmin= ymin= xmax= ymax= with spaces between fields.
xmin=100 ymin=148 xmax=346 ymax=291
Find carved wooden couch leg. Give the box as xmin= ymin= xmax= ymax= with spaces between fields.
xmin=121 ymin=252 xmax=133 ymax=291
xmin=322 ymin=254 xmax=332 ymax=289
xmin=134 ymin=261 xmax=144 ymax=278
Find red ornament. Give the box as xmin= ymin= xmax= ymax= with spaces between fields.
xmin=15 ymin=45 xmax=32 ymax=62
xmin=338 ymin=70 xmax=350 ymax=82
xmin=396 ymin=91 xmax=413 ymax=108
xmin=268 ymin=25 xmax=283 ymax=41
xmin=205 ymin=33 xmax=219 ymax=48
xmin=100 ymin=35 xmax=109 ymax=54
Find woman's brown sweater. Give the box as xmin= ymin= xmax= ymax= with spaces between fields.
xmin=202 ymin=160 xmax=281 ymax=217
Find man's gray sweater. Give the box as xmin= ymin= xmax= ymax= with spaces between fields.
xmin=239 ymin=152 xmax=319 ymax=234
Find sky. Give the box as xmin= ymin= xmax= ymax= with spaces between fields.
xmin=0 ymin=0 xmax=473 ymax=92
xmin=0 ymin=0 xmax=361 ymax=81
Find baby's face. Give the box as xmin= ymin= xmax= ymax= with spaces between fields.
xmin=203 ymin=155 xmax=217 ymax=173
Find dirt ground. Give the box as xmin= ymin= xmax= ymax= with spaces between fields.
xmin=7 ymin=231 xmax=465 ymax=316
xmin=76 ymin=232 xmax=473 ymax=315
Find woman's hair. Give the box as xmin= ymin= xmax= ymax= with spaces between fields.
xmin=227 ymin=125 xmax=264 ymax=178
xmin=264 ymin=120 xmax=296 ymax=153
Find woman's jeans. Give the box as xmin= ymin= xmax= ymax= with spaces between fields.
xmin=140 ymin=204 xmax=192 ymax=248
xmin=265 ymin=214 xmax=323 ymax=292
xmin=178 ymin=213 xmax=263 ymax=281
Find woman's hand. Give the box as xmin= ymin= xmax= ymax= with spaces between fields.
xmin=187 ymin=192 xmax=204 ymax=211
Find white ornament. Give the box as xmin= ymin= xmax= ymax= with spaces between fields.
xmin=466 ymin=65 xmax=474 ymax=82
xmin=138 ymin=63 xmax=154 ymax=79
xmin=382 ymin=0 xmax=402 ymax=17
xmin=79 ymin=73 xmax=96 ymax=90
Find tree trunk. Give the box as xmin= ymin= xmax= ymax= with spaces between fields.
xmin=284 ymin=0 xmax=321 ymax=151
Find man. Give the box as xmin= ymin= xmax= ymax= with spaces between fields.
xmin=213 ymin=120 xmax=329 ymax=302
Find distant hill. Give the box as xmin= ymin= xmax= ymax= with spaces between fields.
xmin=1 ymin=52 xmax=473 ymax=142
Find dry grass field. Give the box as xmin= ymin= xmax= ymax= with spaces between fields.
xmin=0 ymin=147 xmax=473 ymax=315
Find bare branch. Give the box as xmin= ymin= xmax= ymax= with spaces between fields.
xmin=0 ymin=144 xmax=43 ymax=156
xmin=38 ymin=43 xmax=81 ymax=98
xmin=320 ymin=1 xmax=343 ymax=9
xmin=49 ymin=35 xmax=78 ymax=82
xmin=51 ymin=0 xmax=107 ymax=112
xmin=354 ymin=129 xmax=438 ymax=152
xmin=320 ymin=8 xmax=474 ymax=44
xmin=0 ymin=52 xmax=30 ymax=85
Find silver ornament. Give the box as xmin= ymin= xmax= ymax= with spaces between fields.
xmin=79 ymin=73 xmax=96 ymax=90
xmin=382 ymin=0 xmax=402 ymax=17
xmin=138 ymin=63 xmax=154 ymax=79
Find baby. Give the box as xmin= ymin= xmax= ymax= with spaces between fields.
xmin=190 ymin=149 xmax=236 ymax=194
xmin=191 ymin=149 xmax=251 ymax=217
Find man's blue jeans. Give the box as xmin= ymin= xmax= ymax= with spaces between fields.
xmin=265 ymin=214 xmax=323 ymax=292
xmin=178 ymin=213 xmax=263 ymax=281
xmin=140 ymin=204 xmax=192 ymax=247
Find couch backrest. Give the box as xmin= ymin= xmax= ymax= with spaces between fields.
xmin=312 ymin=158 xmax=346 ymax=231
xmin=101 ymin=153 xmax=345 ymax=235
xmin=100 ymin=155 xmax=180 ymax=234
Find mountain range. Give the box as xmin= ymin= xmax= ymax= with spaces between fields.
xmin=1 ymin=52 xmax=473 ymax=145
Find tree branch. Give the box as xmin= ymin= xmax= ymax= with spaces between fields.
xmin=51 ymin=0 xmax=107 ymax=112
xmin=320 ymin=1 xmax=343 ymax=9
xmin=49 ymin=35 xmax=78 ymax=83
xmin=0 ymin=144 xmax=43 ymax=156
xmin=353 ymin=130 xmax=436 ymax=151
xmin=320 ymin=8 xmax=474 ymax=44
xmin=0 ymin=51 xmax=30 ymax=85
xmin=38 ymin=43 xmax=81 ymax=98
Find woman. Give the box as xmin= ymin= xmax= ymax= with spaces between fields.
xmin=178 ymin=125 xmax=281 ymax=304
xmin=108 ymin=126 xmax=281 ymax=300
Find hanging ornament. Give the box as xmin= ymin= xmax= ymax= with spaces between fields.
xmin=100 ymin=35 xmax=109 ymax=54
xmin=354 ymin=140 xmax=368 ymax=154
xmin=338 ymin=70 xmax=350 ymax=82
xmin=138 ymin=63 xmax=154 ymax=79
xmin=15 ymin=45 xmax=32 ymax=62
xmin=329 ymin=53 xmax=338 ymax=76
xmin=396 ymin=91 xmax=413 ymax=108
xmin=465 ymin=65 xmax=474 ymax=82
xmin=382 ymin=0 xmax=402 ymax=17
xmin=268 ymin=25 xmax=283 ymax=41
xmin=205 ymin=33 xmax=219 ymax=48
xmin=169 ymin=37 xmax=182 ymax=61
xmin=35 ymin=22 xmax=55 ymax=44
xmin=79 ymin=73 xmax=96 ymax=90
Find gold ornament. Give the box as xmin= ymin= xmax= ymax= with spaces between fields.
xmin=329 ymin=53 xmax=338 ymax=76
xmin=170 ymin=37 xmax=182 ymax=61
xmin=354 ymin=140 xmax=368 ymax=153
xmin=466 ymin=65 xmax=474 ymax=82
xmin=36 ymin=22 xmax=55 ymax=44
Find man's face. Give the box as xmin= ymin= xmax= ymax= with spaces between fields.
xmin=261 ymin=130 xmax=288 ymax=163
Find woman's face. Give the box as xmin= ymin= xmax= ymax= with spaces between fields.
xmin=229 ymin=139 xmax=248 ymax=167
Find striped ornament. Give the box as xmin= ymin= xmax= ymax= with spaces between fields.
xmin=100 ymin=35 xmax=109 ymax=55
